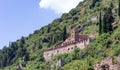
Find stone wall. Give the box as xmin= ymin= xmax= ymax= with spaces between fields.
xmin=44 ymin=39 xmax=90 ymax=60
xmin=44 ymin=27 xmax=91 ymax=60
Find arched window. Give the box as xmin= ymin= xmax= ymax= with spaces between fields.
xmin=71 ymin=47 xmax=73 ymax=49
xmin=68 ymin=48 xmax=70 ymax=50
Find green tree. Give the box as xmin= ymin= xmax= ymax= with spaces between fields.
xmin=47 ymin=26 xmax=51 ymax=33
xmin=118 ymin=0 xmax=120 ymax=17
xmin=90 ymin=0 xmax=100 ymax=8
xmin=99 ymin=12 xmax=102 ymax=34
xmin=63 ymin=26 xmax=67 ymax=41
xmin=110 ymin=2 xmax=114 ymax=9
xmin=103 ymin=7 xmax=114 ymax=33
xmin=103 ymin=15 xmax=107 ymax=33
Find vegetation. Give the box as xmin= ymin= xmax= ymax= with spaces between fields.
xmin=90 ymin=0 xmax=100 ymax=8
xmin=99 ymin=4 xmax=114 ymax=34
xmin=63 ymin=26 xmax=67 ymax=41
xmin=118 ymin=0 xmax=120 ymax=17
xmin=99 ymin=12 xmax=102 ymax=34
xmin=103 ymin=6 xmax=114 ymax=33
xmin=0 ymin=0 xmax=120 ymax=70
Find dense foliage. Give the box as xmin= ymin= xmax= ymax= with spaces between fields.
xmin=90 ymin=0 xmax=100 ymax=8
xmin=103 ymin=6 xmax=114 ymax=33
xmin=0 ymin=0 xmax=120 ymax=70
xmin=118 ymin=0 xmax=120 ymax=17
xmin=99 ymin=12 xmax=102 ymax=34
xmin=0 ymin=37 xmax=29 ymax=68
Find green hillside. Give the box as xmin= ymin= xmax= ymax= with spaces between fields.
xmin=0 ymin=0 xmax=120 ymax=70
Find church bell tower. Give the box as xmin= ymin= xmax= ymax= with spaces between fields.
xmin=71 ymin=27 xmax=79 ymax=42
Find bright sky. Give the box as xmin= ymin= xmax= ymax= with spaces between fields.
xmin=0 ymin=0 xmax=83 ymax=49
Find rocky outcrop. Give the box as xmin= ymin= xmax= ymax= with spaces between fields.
xmin=94 ymin=56 xmax=120 ymax=70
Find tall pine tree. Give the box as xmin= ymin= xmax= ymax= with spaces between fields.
xmin=99 ymin=12 xmax=102 ymax=34
xmin=118 ymin=0 xmax=120 ymax=17
xmin=103 ymin=15 xmax=107 ymax=33
xmin=103 ymin=7 xmax=114 ymax=33
xmin=107 ymin=7 xmax=114 ymax=32
xmin=63 ymin=26 xmax=67 ymax=41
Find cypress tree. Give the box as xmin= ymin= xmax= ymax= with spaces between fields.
xmin=103 ymin=7 xmax=114 ymax=33
xmin=103 ymin=15 xmax=107 ymax=33
xmin=99 ymin=12 xmax=102 ymax=34
xmin=118 ymin=0 xmax=120 ymax=17
xmin=107 ymin=7 xmax=114 ymax=32
xmin=63 ymin=26 xmax=67 ymax=41
xmin=47 ymin=26 xmax=50 ymax=33
xmin=110 ymin=2 xmax=114 ymax=9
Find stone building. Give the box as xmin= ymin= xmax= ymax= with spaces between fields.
xmin=94 ymin=56 xmax=120 ymax=70
xmin=43 ymin=27 xmax=91 ymax=60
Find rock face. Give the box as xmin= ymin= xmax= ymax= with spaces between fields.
xmin=94 ymin=56 xmax=120 ymax=70
xmin=43 ymin=27 xmax=92 ymax=60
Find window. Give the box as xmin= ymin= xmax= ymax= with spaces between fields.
xmin=68 ymin=48 xmax=70 ymax=50
xmin=71 ymin=47 xmax=73 ymax=49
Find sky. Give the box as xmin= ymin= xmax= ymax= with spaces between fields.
xmin=0 ymin=0 xmax=83 ymax=49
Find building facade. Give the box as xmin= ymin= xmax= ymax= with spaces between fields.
xmin=43 ymin=27 xmax=91 ymax=60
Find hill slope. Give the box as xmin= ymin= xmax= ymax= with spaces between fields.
xmin=0 ymin=0 xmax=120 ymax=70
